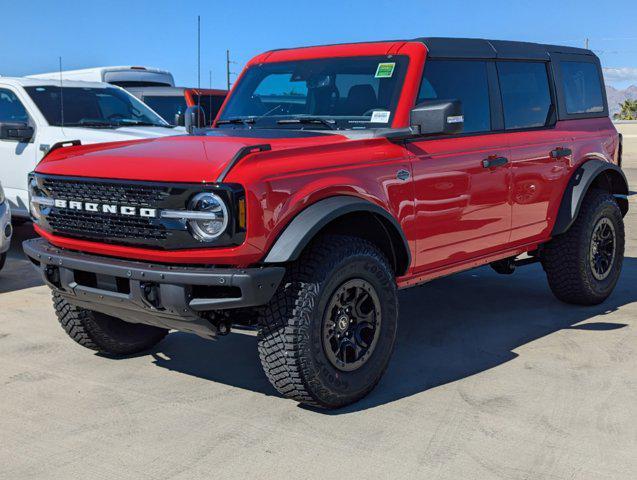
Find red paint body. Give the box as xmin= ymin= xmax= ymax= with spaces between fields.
xmin=34 ymin=41 xmax=620 ymax=288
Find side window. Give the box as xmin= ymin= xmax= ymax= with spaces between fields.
xmin=560 ymin=61 xmax=604 ymax=115
xmin=0 ymin=89 xmax=29 ymax=123
xmin=418 ymin=60 xmax=491 ymax=133
xmin=497 ymin=62 xmax=552 ymax=130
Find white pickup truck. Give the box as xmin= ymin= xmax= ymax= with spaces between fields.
xmin=0 ymin=77 xmax=182 ymax=218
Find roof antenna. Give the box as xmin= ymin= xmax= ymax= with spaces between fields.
xmin=197 ymin=15 xmax=201 ymax=127
xmin=59 ymin=56 xmax=65 ymax=129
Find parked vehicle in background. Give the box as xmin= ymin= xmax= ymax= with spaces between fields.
xmin=127 ymin=87 xmax=227 ymax=126
xmin=28 ymin=66 xmax=174 ymax=87
xmin=24 ymin=38 xmax=626 ymax=409
xmin=0 ymin=182 xmax=11 ymax=271
xmin=0 ymin=77 xmax=181 ymax=219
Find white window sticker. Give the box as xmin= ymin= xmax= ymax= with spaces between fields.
xmin=375 ymin=63 xmax=396 ymax=78
xmin=370 ymin=111 xmax=391 ymax=123
xmin=447 ymin=115 xmax=464 ymax=124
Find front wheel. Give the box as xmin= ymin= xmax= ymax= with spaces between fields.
xmin=542 ymin=189 xmax=625 ymax=305
xmin=258 ymin=235 xmax=398 ymax=409
xmin=53 ymin=293 xmax=168 ymax=355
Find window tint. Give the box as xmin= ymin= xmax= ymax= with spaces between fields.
xmin=24 ymin=86 xmax=168 ymax=127
xmin=498 ymin=62 xmax=552 ymax=130
xmin=143 ymin=95 xmax=188 ymax=125
xmin=560 ymin=61 xmax=604 ymax=115
xmin=0 ymin=89 xmax=29 ymax=123
xmin=191 ymin=94 xmax=226 ymax=124
xmin=418 ymin=60 xmax=491 ymax=133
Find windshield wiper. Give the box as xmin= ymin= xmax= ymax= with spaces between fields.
xmin=276 ymin=117 xmax=337 ymax=130
xmin=64 ymin=120 xmax=117 ymax=128
xmin=216 ymin=117 xmax=256 ymax=127
xmin=114 ymin=120 xmax=172 ymax=128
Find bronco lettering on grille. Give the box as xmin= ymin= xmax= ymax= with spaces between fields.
xmin=53 ymin=199 xmax=157 ymax=218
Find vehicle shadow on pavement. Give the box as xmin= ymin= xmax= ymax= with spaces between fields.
xmin=0 ymin=222 xmax=41 ymax=295
xmin=146 ymin=257 xmax=637 ymax=413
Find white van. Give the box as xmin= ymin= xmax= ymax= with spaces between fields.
xmin=28 ymin=66 xmax=175 ymax=88
xmin=0 ymin=77 xmax=182 ymax=218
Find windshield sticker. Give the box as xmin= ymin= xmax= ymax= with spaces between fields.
xmin=370 ymin=111 xmax=391 ymax=123
xmin=375 ymin=63 xmax=396 ymax=78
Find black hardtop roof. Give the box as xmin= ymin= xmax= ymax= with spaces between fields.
xmin=266 ymin=37 xmax=596 ymax=62
xmin=417 ymin=37 xmax=594 ymax=60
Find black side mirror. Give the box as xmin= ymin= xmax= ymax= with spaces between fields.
xmin=184 ymin=106 xmax=206 ymax=134
xmin=0 ymin=122 xmax=34 ymax=142
xmin=174 ymin=112 xmax=185 ymax=127
xmin=410 ymin=99 xmax=463 ymax=136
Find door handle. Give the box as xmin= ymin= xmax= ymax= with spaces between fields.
xmin=550 ymin=147 xmax=572 ymax=159
xmin=482 ymin=157 xmax=509 ymax=169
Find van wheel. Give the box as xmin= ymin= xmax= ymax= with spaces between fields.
xmin=542 ymin=189 xmax=624 ymax=305
xmin=257 ymin=235 xmax=398 ymax=409
xmin=53 ymin=293 xmax=168 ymax=355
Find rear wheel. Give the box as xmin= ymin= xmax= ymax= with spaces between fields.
xmin=257 ymin=235 xmax=398 ymax=409
xmin=53 ymin=293 xmax=168 ymax=355
xmin=0 ymin=253 xmax=6 ymax=271
xmin=542 ymin=189 xmax=624 ymax=305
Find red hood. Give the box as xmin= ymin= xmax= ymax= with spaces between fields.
xmin=35 ymin=132 xmax=350 ymax=183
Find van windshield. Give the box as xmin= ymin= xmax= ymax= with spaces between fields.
xmin=24 ymin=86 xmax=171 ymax=128
xmin=218 ymin=56 xmax=408 ymax=130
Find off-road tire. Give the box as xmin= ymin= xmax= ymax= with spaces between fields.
xmin=53 ymin=293 xmax=168 ymax=355
xmin=257 ymin=235 xmax=398 ymax=409
xmin=542 ymin=189 xmax=624 ymax=305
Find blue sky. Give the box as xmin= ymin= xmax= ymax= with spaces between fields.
xmin=1 ymin=0 xmax=636 ymax=88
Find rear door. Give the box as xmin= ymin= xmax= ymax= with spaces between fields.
xmin=409 ymin=59 xmax=512 ymax=272
xmin=497 ymin=61 xmax=572 ymax=244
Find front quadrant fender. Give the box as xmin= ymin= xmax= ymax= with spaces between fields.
xmin=262 ymin=195 xmax=411 ymax=274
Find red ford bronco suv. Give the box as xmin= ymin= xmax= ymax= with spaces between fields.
xmin=24 ymin=38 xmax=627 ymax=409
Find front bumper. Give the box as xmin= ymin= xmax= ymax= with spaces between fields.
xmin=0 ymin=202 xmax=12 ymax=254
xmin=23 ymin=238 xmax=285 ymax=338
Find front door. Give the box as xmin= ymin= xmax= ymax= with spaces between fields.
xmin=409 ymin=59 xmax=512 ymax=272
xmin=0 ymin=87 xmax=38 ymax=215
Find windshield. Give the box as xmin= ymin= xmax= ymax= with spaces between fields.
xmin=24 ymin=86 xmax=170 ymax=128
xmin=142 ymin=95 xmax=187 ymax=126
xmin=218 ymin=56 xmax=408 ymax=130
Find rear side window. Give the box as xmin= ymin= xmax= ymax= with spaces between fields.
xmin=497 ymin=62 xmax=552 ymax=130
xmin=560 ymin=61 xmax=604 ymax=114
xmin=418 ymin=60 xmax=491 ymax=133
xmin=0 ymin=89 xmax=29 ymax=123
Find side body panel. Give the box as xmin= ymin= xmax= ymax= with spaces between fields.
xmin=407 ymin=134 xmax=511 ymax=271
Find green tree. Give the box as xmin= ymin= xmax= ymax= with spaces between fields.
xmin=614 ymin=99 xmax=637 ymax=120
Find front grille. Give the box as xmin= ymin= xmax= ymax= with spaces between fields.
xmin=33 ymin=174 xmax=245 ymax=250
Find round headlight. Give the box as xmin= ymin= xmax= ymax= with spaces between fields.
xmin=187 ymin=192 xmax=228 ymax=242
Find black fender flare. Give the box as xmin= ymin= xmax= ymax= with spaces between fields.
xmin=262 ymin=195 xmax=411 ymax=274
xmin=552 ymin=159 xmax=629 ymax=236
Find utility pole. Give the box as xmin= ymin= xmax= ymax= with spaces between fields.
xmin=197 ymin=15 xmax=201 ymax=90
xmin=226 ymin=50 xmax=237 ymax=90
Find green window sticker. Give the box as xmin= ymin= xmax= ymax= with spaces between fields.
xmin=375 ymin=62 xmax=396 ymax=78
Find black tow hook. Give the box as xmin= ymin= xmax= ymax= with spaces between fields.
xmin=141 ymin=282 xmax=162 ymax=309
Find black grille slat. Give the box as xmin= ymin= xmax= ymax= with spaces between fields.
xmin=47 ymin=210 xmax=167 ymax=241
xmin=42 ymin=179 xmax=170 ymax=207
